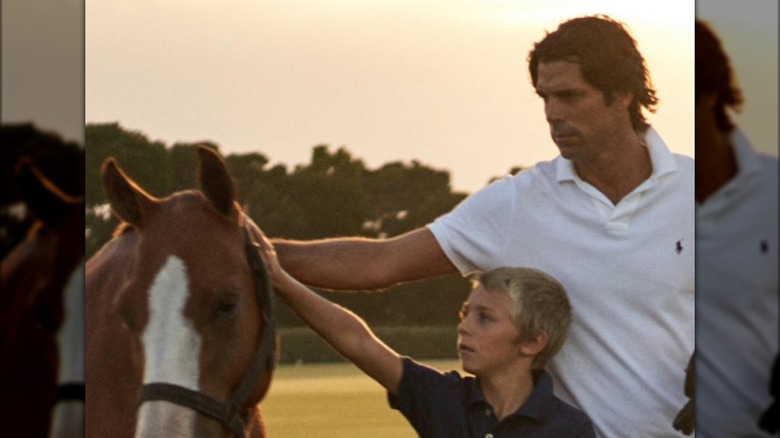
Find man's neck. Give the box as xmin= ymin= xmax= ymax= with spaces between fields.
xmin=574 ymin=130 xmax=652 ymax=205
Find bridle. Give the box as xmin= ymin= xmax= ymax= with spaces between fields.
xmin=138 ymin=226 xmax=277 ymax=437
xmin=57 ymin=383 xmax=86 ymax=402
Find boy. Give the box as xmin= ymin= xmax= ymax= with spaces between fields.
xmin=256 ymin=234 xmax=594 ymax=437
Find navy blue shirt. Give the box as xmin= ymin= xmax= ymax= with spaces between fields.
xmin=388 ymin=357 xmax=595 ymax=438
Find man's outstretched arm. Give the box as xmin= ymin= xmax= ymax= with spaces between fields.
xmin=269 ymin=227 xmax=458 ymax=290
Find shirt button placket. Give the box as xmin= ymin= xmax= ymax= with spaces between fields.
xmin=484 ymin=407 xmax=494 ymax=438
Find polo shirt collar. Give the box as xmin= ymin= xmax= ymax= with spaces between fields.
xmin=555 ymin=126 xmax=678 ymax=183
xmin=468 ymin=370 xmax=555 ymax=423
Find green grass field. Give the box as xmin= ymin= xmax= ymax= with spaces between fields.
xmin=261 ymin=359 xmax=463 ymax=437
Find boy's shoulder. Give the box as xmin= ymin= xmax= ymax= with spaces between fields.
xmin=545 ymin=392 xmax=596 ymax=434
xmin=525 ymin=370 xmax=596 ymax=436
xmin=395 ymin=356 xmax=472 ymax=396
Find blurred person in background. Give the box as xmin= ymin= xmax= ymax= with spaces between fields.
xmin=695 ymin=19 xmax=779 ymax=436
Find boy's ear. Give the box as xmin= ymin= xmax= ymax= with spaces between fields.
xmin=520 ymin=331 xmax=548 ymax=357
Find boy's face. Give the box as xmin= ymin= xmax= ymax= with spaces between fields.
xmin=457 ymin=285 xmax=524 ymax=376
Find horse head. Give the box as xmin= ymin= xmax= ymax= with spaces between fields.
xmin=1 ymin=157 xmax=85 ymax=438
xmin=87 ymin=146 xmax=275 ymax=438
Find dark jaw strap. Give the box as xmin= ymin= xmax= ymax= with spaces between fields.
xmin=139 ymin=226 xmax=277 ymax=437
xmin=57 ymin=383 xmax=85 ymax=401
xmin=141 ymin=383 xmax=248 ymax=438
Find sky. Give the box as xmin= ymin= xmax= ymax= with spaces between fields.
xmin=85 ymin=0 xmax=698 ymax=193
xmin=1 ymin=0 xmax=84 ymax=144
xmin=3 ymin=2 xmax=774 ymax=193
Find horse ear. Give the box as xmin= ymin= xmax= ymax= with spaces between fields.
xmin=196 ymin=146 xmax=237 ymax=218
xmin=101 ymin=158 xmax=158 ymax=227
xmin=15 ymin=158 xmax=83 ymax=226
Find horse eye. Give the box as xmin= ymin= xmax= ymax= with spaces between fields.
xmin=214 ymin=292 xmax=239 ymax=319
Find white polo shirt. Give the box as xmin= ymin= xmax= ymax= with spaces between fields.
xmin=696 ymin=129 xmax=779 ymax=437
xmin=429 ymin=127 xmax=695 ymax=437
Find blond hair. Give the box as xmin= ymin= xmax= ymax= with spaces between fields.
xmin=474 ymin=267 xmax=571 ymax=369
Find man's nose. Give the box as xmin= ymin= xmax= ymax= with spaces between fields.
xmin=545 ymin=100 xmax=563 ymax=123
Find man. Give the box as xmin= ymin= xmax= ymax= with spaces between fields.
xmin=695 ymin=20 xmax=779 ymax=437
xmin=271 ymin=15 xmax=694 ymax=436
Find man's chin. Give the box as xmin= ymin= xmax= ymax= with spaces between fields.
xmin=555 ymin=144 xmax=577 ymax=159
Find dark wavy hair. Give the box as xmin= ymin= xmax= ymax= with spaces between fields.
xmin=695 ymin=20 xmax=743 ymax=132
xmin=528 ymin=15 xmax=658 ymax=132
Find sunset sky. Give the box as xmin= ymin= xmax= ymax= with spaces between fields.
xmin=3 ymin=2 xmax=774 ymax=193
xmin=85 ymin=0 xmax=702 ymax=193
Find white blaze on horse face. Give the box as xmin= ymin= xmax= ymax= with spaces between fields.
xmin=136 ymin=256 xmax=201 ymax=437
xmin=141 ymin=255 xmax=201 ymax=385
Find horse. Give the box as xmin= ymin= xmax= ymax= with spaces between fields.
xmin=86 ymin=146 xmax=276 ymax=437
xmin=1 ymin=158 xmax=85 ymax=438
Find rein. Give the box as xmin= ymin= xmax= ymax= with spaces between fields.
xmin=139 ymin=226 xmax=277 ymax=437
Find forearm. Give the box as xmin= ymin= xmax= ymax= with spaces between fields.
xmin=274 ymin=272 xmax=402 ymax=392
xmin=272 ymin=237 xmax=389 ymax=290
xmin=275 ymin=271 xmax=376 ymax=355
xmin=272 ymin=228 xmax=456 ymax=290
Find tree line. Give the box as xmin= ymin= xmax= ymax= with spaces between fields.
xmin=84 ymin=122 xmax=483 ymax=327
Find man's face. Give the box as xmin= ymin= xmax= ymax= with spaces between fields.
xmin=535 ymin=60 xmax=631 ymax=162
